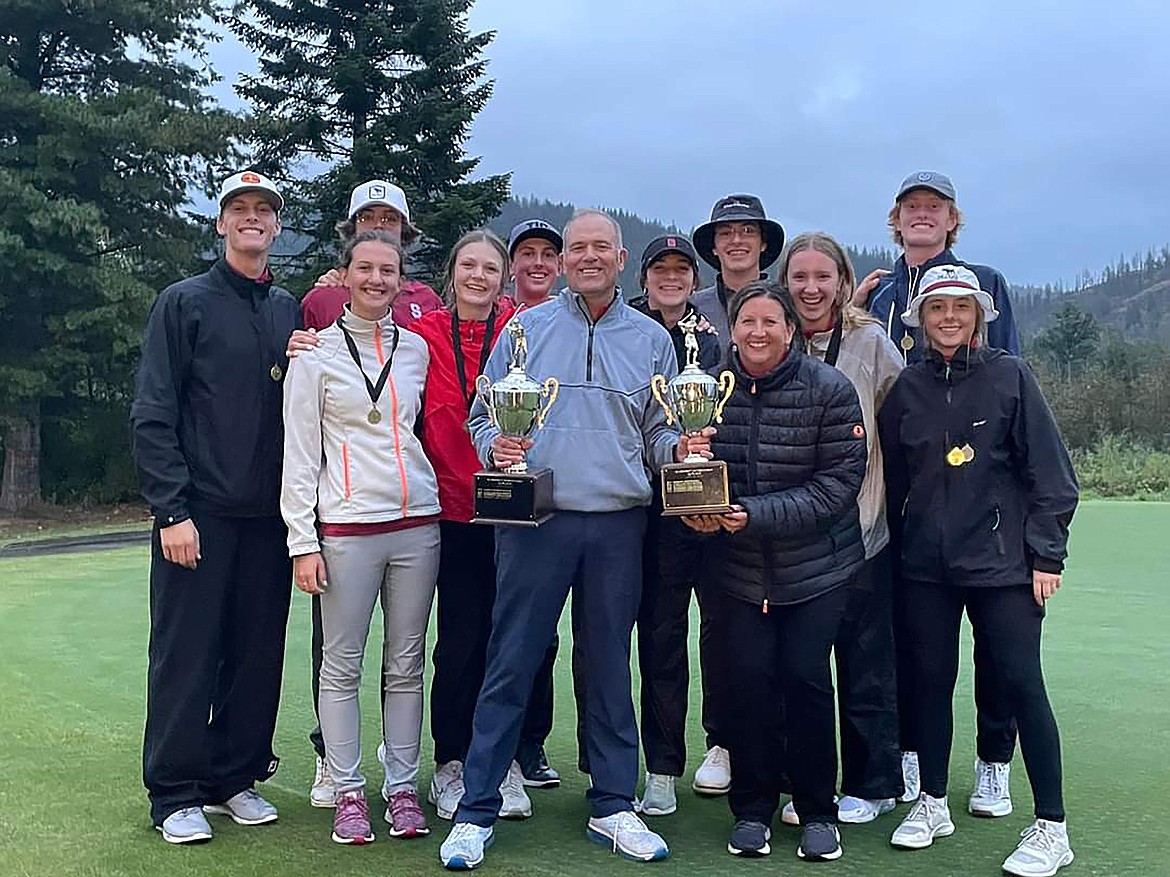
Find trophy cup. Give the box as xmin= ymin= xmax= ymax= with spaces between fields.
xmin=651 ymin=314 xmax=735 ymax=516
xmin=472 ymin=321 xmax=559 ymax=526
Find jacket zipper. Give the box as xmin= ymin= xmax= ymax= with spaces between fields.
xmin=748 ymin=383 xmax=772 ymax=613
xmin=575 ymin=296 xmax=598 ymax=381
xmin=341 ymin=442 xmax=352 ymax=500
xmin=941 ymin=360 xmax=953 ymax=572
xmin=992 ymin=505 xmax=1006 ymax=556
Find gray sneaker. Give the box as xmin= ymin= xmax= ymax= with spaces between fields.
xmin=157 ymin=807 xmax=213 ymax=844
xmin=587 ymin=810 xmax=670 ymax=862
xmin=203 ymin=789 xmax=278 ymax=825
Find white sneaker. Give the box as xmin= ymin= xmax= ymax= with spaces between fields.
xmin=587 ymin=810 xmax=670 ymax=862
xmin=440 ymin=822 xmax=494 ymax=870
xmin=636 ymin=773 xmax=677 ymax=817
xmin=969 ymin=758 xmax=1013 ymax=817
xmin=692 ymin=746 xmax=731 ymax=796
xmin=838 ymin=795 xmax=897 ymax=824
xmin=900 ymin=751 xmax=920 ymax=803
xmin=1002 ymin=819 xmax=1074 ymax=877
xmin=310 ymin=755 xmax=337 ymax=808
xmin=429 ymin=760 xmax=465 ymax=821
xmin=497 ymin=760 xmax=533 ymax=819
xmin=890 ymin=794 xmax=955 ymax=849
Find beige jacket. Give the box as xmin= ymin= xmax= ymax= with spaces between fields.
xmin=807 ymin=321 xmax=903 ymax=558
xmin=281 ymin=309 xmax=440 ymax=557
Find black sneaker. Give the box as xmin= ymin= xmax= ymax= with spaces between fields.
xmin=727 ymin=820 xmax=771 ymax=857
xmin=797 ymin=822 xmax=842 ymax=861
xmin=516 ymin=744 xmax=560 ymax=788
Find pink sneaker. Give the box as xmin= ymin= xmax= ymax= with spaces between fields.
xmin=385 ymin=789 xmax=430 ymax=838
xmin=332 ymin=790 xmax=375 ymax=845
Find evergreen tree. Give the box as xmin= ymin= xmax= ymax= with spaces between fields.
xmin=0 ymin=0 xmax=241 ymax=510
xmin=233 ymin=0 xmax=510 ymax=285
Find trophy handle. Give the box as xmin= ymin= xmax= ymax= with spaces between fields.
xmin=712 ymin=370 xmax=736 ymax=424
xmin=475 ymin=374 xmax=498 ymax=429
xmin=649 ymin=374 xmax=675 ymax=426
xmin=536 ymin=377 xmax=559 ymax=429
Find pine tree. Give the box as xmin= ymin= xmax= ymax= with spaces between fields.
xmin=0 ymin=0 xmax=242 ymax=510
xmin=233 ymin=0 xmax=510 ymax=285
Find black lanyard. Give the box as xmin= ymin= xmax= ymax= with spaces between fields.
xmin=336 ymin=315 xmax=400 ymax=419
xmin=824 ymin=322 xmax=844 ymax=367
xmin=450 ymin=308 xmax=497 ymax=411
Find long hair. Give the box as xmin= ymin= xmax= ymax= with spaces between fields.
xmin=441 ymin=229 xmax=510 ymax=306
xmin=918 ymin=295 xmax=989 ymax=354
xmin=778 ymin=231 xmax=881 ymax=331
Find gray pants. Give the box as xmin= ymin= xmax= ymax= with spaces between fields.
xmin=319 ymin=524 xmax=440 ymax=794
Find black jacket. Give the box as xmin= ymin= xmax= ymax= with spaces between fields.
xmin=877 ymin=346 xmax=1078 ymax=588
xmin=629 ymin=296 xmax=721 ymax=371
xmin=130 ymin=258 xmax=301 ymax=525
xmin=705 ymin=346 xmax=868 ymax=608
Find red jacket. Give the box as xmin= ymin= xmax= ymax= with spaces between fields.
xmin=301 ymin=279 xmax=443 ymax=331
xmin=412 ymin=300 xmax=517 ymax=522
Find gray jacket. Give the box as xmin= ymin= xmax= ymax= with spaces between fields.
xmin=469 ymin=291 xmax=680 ymax=512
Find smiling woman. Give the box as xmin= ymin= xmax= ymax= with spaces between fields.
xmin=340 ymin=231 xmax=404 ymax=322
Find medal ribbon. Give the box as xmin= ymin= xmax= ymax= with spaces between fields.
xmin=336 ymin=315 xmax=400 ymax=418
xmin=451 ymin=307 xmax=497 ymax=412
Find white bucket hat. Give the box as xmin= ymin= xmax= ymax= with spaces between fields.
xmin=902 ymin=264 xmax=999 ymax=327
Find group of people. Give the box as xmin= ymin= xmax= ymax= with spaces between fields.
xmin=130 ymin=167 xmax=1079 ymax=877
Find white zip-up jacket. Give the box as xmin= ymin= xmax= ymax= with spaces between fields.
xmin=281 ymin=307 xmax=439 ymax=557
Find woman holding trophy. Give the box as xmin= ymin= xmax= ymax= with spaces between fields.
xmin=281 ymin=230 xmax=441 ymax=845
xmin=681 ymin=282 xmax=868 ymax=862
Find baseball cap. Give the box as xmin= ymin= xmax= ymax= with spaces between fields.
xmin=218 ymin=170 xmax=283 ymax=212
xmin=640 ymin=234 xmax=699 ymax=277
xmin=902 ymin=264 xmax=999 ymax=327
xmin=507 ymin=219 xmax=563 ymax=257
xmin=896 ymin=171 xmax=957 ymax=201
xmin=348 ymin=179 xmax=413 ymax=221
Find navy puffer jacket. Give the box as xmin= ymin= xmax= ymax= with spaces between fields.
xmin=705 ymin=346 xmax=868 ymax=608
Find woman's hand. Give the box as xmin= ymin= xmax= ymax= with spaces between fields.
xmin=681 ymin=514 xmax=723 ymax=534
xmin=1033 ymin=570 xmax=1062 ymax=606
xmin=294 ymin=553 xmax=329 ymax=595
xmin=490 ymin=435 xmax=533 ymax=469
xmin=675 ymin=426 xmax=716 ymax=462
xmin=287 ymin=328 xmax=320 ymax=359
xmin=851 ymin=268 xmax=890 ymax=308
xmin=719 ymin=504 xmax=749 ymax=534
xmin=316 ymin=267 xmax=344 ymax=288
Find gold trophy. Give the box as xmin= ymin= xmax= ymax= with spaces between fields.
xmin=650 ymin=314 xmax=735 ymax=515
xmin=472 ymin=321 xmax=559 ymax=526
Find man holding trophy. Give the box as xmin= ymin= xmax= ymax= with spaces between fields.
xmin=438 ymin=210 xmax=710 ymax=870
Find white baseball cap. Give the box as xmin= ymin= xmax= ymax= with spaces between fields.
xmin=902 ymin=264 xmax=999 ymax=327
xmin=348 ymin=179 xmax=415 ymax=226
xmin=218 ymin=170 xmax=283 ymax=212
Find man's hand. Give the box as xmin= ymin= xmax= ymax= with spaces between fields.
xmin=681 ymin=514 xmax=723 ymax=534
xmin=675 ymin=426 xmax=716 ymax=462
xmin=160 ymin=519 xmax=201 ymax=570
xmin=1033 ymin=570 xmax=1062 ymax=607
xmin=851 ymin=268 xmax=890 ymax=308
xmin=294 ymin=553 xmax=329 ymax=595
xmin=316 ymin=268 xmax=344 ymax=288
xmin=287 ymin=328 xmax=320 ymax=359
xmin=490 ymin=435 xmax=533 ymax=469
xmin=719 ymin=504 xmax=749 ymax=534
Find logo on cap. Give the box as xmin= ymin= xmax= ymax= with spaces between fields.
xmin=369 ymin=184 xmax=386 ymax=199
xmin=722 ymin=200 xmax=753 ymax=211
xmin=917 ymin=172 xmax=934 ymax=183
xmin=666 ymin=237 xmax=677 ymax=247
xmin=241 ymin=172 xmax=261 ymax=183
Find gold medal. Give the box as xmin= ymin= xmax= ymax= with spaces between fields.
xmin=270 ymin=364 xmax=283 ymax=381
xmin=946 ymin=446 xmax=966 ymax=467
xmin=961 ymin=443 xmax=975 ymax=463
xmin=900 ymin=335 xmax=915 ymax=352
xmin=368 ymin=409 xmax=382 ymax=425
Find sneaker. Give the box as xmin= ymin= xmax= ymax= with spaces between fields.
xmin=517 ymin=743 xmax=561 ymax=788
xmin=310 ymin=755 xmax=337 ymax=808
xmin=440 ymin=822 xmax=494 ymax=870
xmin=429 ymin=760 xmax=465 ymax=821
xmin=332 ymin=790 xmax=375 ymax=845
xmin=587 ymin=810 xmax=670 ymax=862
xmin=890 ymin=794 xmax=955 ymax=849
xmin=692 ymin=746 xmax=731 ymax=796
xmin=498 ymin=760 xmax=533 ymax=819
xmin=900 ymin=751 xmax=920 ymax=803
xmin=969 ymin=758 xmax=1013 ymax=817
xmin=1002 ymin=819 xmax=1075 ymax=877
xmin=202 ymin=789 xmax=278 ymax=826
xmin=157 ymin=807 xmax=213 ymax=844
xmin=385 ymin=789 xmax=429 ymax=838
xmin=636 ymin=773 xmax=677 ymax=817
xmin=797 ymin=822 xmax=843 ymax=861
xmin=727 ymin=820 xmax=771 ymax=857
xmin=838 ymin=795 xmax=897 ymax=824
xmin=781 ymin=800 xmax=800 ymax=826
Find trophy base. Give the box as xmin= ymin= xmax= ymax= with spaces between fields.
xmin=473 ymin=467 xmax=555 ymax=527
xmin=659 ymin=460 xmax=732 ymax=516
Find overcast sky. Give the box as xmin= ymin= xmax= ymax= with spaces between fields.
xmin=209 ymin=0 xmax=1170 ymax=285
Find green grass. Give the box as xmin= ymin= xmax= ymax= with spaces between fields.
xmin=1 ymin=500 xmax=1167 ymax=876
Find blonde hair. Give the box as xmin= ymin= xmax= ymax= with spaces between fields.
xmin=918 ymin=295 xmax=989 ymax=352
xmin=441 ymin=229 xmax=510 ymax=306
xmin=779 ymin=231 xmax=881 ymax=331
xmin=887 ymin=202 xmax=964 ymax=250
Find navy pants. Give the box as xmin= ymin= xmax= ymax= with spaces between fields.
xmin=143 ymin=513 xmax=291 ymax=825
xmin=456 ymin=509 xmax=646 ymax=825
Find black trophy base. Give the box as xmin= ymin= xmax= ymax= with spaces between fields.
xmin=473 ymin=466 xmax=555 ymax=527
xmin=659 ymin=460 xmax=731 ymax=516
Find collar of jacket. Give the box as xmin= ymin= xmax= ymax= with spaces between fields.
xmin=629 ymin=295 xmax=703 ymax=332
xmin=566 ymin=288 xmax=625 ymax=325
xmin=340 ymin=304 xmax=394 ymax=338
xmin=894 ymin=247 xmax=959 ymax=286
xmin=213 ymin=257 xmax=273 ymax=299
xmin=715 ymin=272 xmax=768 ymax=309
xmin=923 ymin=342 xmax=994 ymax=381
xmin=729 ymin=341 xmax=803 ymax=392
